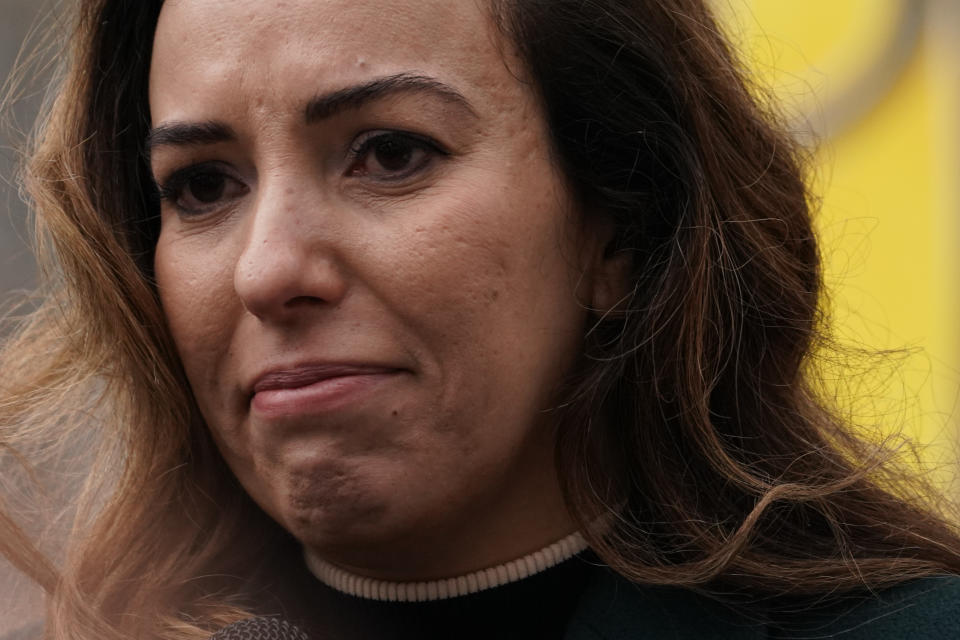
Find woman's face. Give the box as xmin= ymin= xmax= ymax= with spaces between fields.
xmin=150 ymin=0 xmax=608 ymax=578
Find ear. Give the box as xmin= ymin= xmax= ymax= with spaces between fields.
xmin=583 ymin=216 xmax=632 ymax=315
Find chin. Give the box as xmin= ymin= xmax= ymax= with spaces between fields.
xmin=263 ymin=456 xmax=417 ymax=551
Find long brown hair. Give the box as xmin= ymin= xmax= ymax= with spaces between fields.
xmin=2 ymin=0 xmax=959 ymax=637
xmin=491 ymin=0 xmax=960 ymax=593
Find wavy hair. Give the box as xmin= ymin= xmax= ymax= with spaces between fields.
xmin=2 ymin=0 xmax=959 ymax=637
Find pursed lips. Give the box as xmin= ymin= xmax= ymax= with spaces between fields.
xmin=248 ymin=363 xmax=404 ymax=417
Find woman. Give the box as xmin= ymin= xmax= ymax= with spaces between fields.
xmin=2 ymin=0 xmax=960 ymax=638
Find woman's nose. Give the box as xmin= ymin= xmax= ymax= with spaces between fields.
xmin=233 ymin=189 xmax=348 ymax=321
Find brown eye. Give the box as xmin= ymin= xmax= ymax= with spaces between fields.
xmin=157 ymin=163 xmax=248 ymax=217
xmin=187 ymin=173 xmax=227 ymax=203
xmin=348 ymin=131 xmax=446 ymax=181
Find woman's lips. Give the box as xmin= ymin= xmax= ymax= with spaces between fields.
xmin=250 ymin=364 xmax=402 ymax=417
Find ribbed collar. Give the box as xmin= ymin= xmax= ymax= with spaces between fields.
xmin=304 ymin=531 xmax=588 ymax=602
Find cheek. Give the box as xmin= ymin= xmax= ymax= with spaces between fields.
xmin=400 ymin=172 xmax=580 ymax=320
xmin=380 ymin=171 xmax=586 ymax=398
xmin=154 ymin=232 xmax=239 ymax=399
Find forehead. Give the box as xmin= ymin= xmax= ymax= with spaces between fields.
xmin=149 ymin=0 xmax=517 ymax=122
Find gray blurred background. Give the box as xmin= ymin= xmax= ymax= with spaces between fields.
xmin=1 ymin=0 xmax=54 ymax=303
xmin=1 ymin=2 xmax=54 ymax=630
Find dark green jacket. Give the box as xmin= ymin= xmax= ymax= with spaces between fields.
xmin=566 ymin=569 xmax=960 ymax=639
xmin=7 ymin=571 xmax=959 ymax=638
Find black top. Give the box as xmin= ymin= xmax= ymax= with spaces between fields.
xmin=289 ymin=553 xmax=594 ymax=639
xmin=8 ymin=558 xmax=960 ymax=638
xmin=276 ymin=554 xmax=960 ymax=639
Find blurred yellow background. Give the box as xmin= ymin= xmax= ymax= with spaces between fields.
xmin=716 ymin=0 xmax=960 ymax=476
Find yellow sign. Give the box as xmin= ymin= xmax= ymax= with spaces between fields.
xmin=717 ymin=0 xmax=960 ymax=477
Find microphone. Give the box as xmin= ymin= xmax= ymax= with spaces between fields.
xmin=209 ymin=616 xmax=310 ymax=639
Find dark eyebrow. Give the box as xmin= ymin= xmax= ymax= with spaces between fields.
xmin=146 ymin=121 xmax=236 ymax=154
xmin=304 ymin=72 xmax=478 ymax=123
xmin=146 ymin=74 xmax=474 ymax=154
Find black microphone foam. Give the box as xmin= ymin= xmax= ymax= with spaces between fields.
xmin=209 ymin=616 xmax=309 ymax=640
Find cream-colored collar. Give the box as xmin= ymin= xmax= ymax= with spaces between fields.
xmin=304 ymin=531 xmax=588 ymax=602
